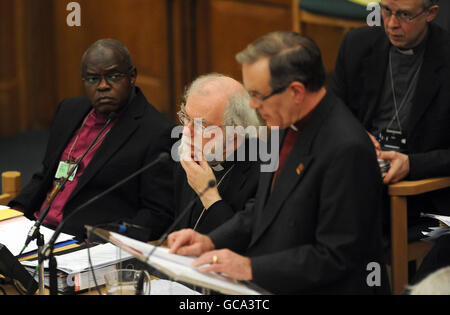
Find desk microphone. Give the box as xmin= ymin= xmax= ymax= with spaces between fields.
xmin=145 ymin=179 xmax=217 ymax=262
xmin=38 ymin=151 xmax=170 ymax=264
xmin=20 ymin=111 xmax=118 ymax=255
xmin=86 ymin=222 xmax=150 ymax=244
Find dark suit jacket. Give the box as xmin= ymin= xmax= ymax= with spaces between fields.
xmin=332 ymin=24 xmax=450 ymax=179
xmin=209 ymin=92 xmax=390 ymax=294
xmin=10 ymin=88 xmax=176 ymax=240
xmin=173 ymin=156 xmax=260 ymax=234
xmin=331 ymin=23 xmax=450 ymax=214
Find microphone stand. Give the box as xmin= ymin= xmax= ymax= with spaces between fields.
xmin=145 ymin=179 xmax=217 ymax=263
xmin=36 ymin=234 xmax=45 ymax=295
xmin=23 ymin=112 xmax=117 ymax=295
xmin=38 ymin=152 xmax=170 ymax=294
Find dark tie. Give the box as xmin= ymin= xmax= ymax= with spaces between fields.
xmin=271 ymin=128 xmax=300 ymax=190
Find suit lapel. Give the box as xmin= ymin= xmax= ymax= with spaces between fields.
xmin=257 ymin=128 xmax=284 ymax=206
xmin=249 ymin=95 xmax=332 ymax=247
xmin=68 ymin=96 xmax=144 ymax=203
xmin=359 ymin=36 xmax=390 ymax=128
xmin=50 ymin=102 xmax=92 ymax=164
xmin=407 ymin=26 xmax=443 ymax=137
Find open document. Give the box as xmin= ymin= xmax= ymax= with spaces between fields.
xmin=88 ymin=226 xmax=265 ymax=295
xmin=421 ymin=213 xmax=450 ymax=242
xmin=0 ymin=208 xmax=74 ymax=256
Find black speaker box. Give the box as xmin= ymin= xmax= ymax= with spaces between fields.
xmin=0 ymin=243 xmax=38 ymax=295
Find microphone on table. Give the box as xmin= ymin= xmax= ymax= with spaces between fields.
xmin=145 ymin=179 xmax=217 ymax=262
xmin=38 ymin=151 xmax=170 ymax=265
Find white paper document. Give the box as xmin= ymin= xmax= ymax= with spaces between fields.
xmin=22 ymin=243 xmax=134 ymax=292
xmin=421 ymin=213 xmax=450 ymax=227
xmin=21 ymin=243 xmax=133 ymax=273
xmin=421 ymin=213 xmax=450 ymax=241
xmin=151 ymin=279 xmax=201 ymax=295
xmin=0 ymin=216 xmax=74 ymax=256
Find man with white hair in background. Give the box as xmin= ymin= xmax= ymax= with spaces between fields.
xmin=172 ymin=73 xmax=263 ymax=234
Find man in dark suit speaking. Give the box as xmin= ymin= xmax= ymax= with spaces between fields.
xmin=9 ymin=39 xmax=175 ymax=241
xmin=168 ymin=32 xmax=389 ymax=294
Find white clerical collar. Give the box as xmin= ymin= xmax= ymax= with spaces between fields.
xmin=395 ymin=47 xmax=414 ymax=56
xmin=290 ymin=124 xmax=299 ymax=132
xmin=211 ymin=163 xmax=225 ymax=172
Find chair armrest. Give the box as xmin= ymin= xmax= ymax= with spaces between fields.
xmin=0 ymin=193 xmax=12 ymax=206
xmin=388 ymin=177 xmax=450 ymax=197
xmin=1 ymin=172 xmax=21 ymax=205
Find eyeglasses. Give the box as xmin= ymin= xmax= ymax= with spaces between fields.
xmin=177 ymin=110 xmax=206 ymax=129
xmin=177 ymin=105 xmax=224 ymax=134
xmin=177 ymin=105 xmax=210 ymax=132
xmin=249 ymin=85 xmax=289 ymax=103
xmin=82 ymin=72 xmax=129 ymax=86
xmin=380 ymin=4 xmax=430 ymax=24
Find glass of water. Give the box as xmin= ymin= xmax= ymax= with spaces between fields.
xmin=104 ymin=269 xmax=151 ymax=295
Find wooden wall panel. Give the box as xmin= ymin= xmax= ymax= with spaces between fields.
xmin=1 ymin=0 xmax=294 ymax=136
xmin=195 ymin=0 xmax=292 ymax=82
xmin=170 ymin=0 xmax=197 ymax=110
xmin=0 ymin=0 xmax=25 ymax=136
xmin=52 ymin=0 xmax=173 ymax=116
xmin=23 ymin=0 xmax=57 ymax=129
xmin=300 ymin=25 xmax=348 ymax=76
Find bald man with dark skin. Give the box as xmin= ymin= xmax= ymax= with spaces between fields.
xmin=10 ymin=39 xmax=176 ymax=241
xmin=81 ymin=40 xmax=137 ymax=115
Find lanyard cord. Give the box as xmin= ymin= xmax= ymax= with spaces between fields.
xmin=67 ymin=110 xmax=113 ymax=163
xmin=387 ymin=51 xmax=423 ymax=132
xmin=192 ymin=164 xmax=236 ymax=231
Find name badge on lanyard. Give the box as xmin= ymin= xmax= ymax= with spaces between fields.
xmin=378 ymin=129 xmax=408 ymax=152
xmin=55 ymin=161 xmax=78 ymax=181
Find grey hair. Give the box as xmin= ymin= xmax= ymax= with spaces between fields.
xmin=408 ymin=266 xmax=450 ymax=295
xmin=184 ymin=73 xmax=225 ymax=101
xmin=223 ymin=89 xmax=263 ymax=128
xmin=183 ymin=73 xmax=264 ymax=129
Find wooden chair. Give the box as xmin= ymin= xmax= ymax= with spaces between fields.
xmin=292 ymin=0 xmax=368 ymax=35
xmin=388 ymin=177 xmax=450 ymax=294
xmin=291 ymin=0 xmax=368 ymax=73
xmin=0 ymin=171 xmax=21 ymax=205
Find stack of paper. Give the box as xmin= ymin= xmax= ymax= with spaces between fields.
xmin=0 ymin=206 xmax=23 ymax=221
xmin=150 ymin=279 xmax=201 ymax=295
xmin=0 ymin=214 xmax=74 ymax=256
xmin=22 ymin=243 xmax=133 ymax=293
xmin=421 ymin=213 xmax=450 ymax=242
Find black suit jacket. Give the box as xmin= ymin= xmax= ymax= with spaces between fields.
xmin=332 ymin=24 xmax=450 ymax=180
xmin=331 ymin=24 xmax=450 ymax=214
xmin=209 ymin=92 xmax=390 ymax=294
xmin=173 ymin=156 xmax=260 ymax=234
xmin=10 ymin=88 xmax=176 ymax=240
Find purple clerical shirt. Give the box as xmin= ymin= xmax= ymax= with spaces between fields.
xmin=34 ymin=109 xmax=116 ymax=227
